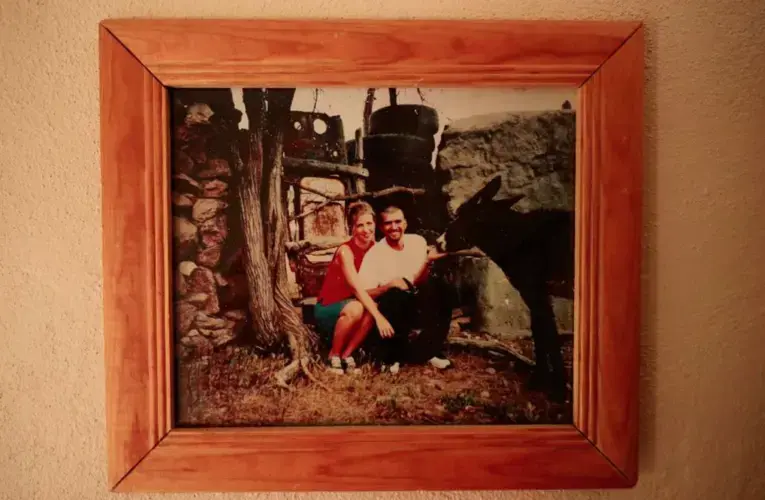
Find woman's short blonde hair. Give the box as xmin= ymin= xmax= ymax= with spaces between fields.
xmin=347 ymin=200 xmax=375 ymax=232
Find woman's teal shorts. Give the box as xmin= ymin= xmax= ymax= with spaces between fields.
xmin=314 ymin=298 xmax=352 ymax=342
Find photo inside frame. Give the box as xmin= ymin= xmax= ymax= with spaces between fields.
xmin=170 ymin=86 xmax=577 ymax=427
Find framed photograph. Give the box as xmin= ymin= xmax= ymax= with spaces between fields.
xmin=99 ymin=18 xmax=643 ymax=492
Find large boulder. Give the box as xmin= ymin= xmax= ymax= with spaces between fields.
xmin=436 ymin=109 xmax=575 ymax=340
xmin=437 ymin=109 xmax=575 ymax=214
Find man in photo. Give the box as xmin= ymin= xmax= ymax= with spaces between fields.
xmin=357 ymin=205 xmax=454 ymax=373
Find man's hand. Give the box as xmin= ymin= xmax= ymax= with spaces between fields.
xmin=427 ymin=245 xmax=449 ymax=261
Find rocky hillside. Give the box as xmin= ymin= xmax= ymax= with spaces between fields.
xmin=436 ymin=109 xmax=575 ymax=214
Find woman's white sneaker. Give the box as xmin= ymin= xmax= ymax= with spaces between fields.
xmin=328 ymin=356 xmax=344 ymax=375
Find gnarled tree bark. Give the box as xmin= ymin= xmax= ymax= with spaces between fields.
xmin=235 ymin=88 xmax=320 ymax=388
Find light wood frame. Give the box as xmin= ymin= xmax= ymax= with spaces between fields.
xmin=99 ymin=18 xmax=643 ymax=492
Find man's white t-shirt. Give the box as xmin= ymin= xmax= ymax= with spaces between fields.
xmin=358 ymin=233 xmax=428 ymax=290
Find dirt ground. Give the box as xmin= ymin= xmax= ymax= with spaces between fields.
xmin=175 ymin=331 xmax=573 ymax=427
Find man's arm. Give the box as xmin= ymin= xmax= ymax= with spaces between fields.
xmin=414 ymin=245 xmax=452 ymax=284
xmin=410 ymin=236 xmax=432 ymax=286
xmin=413 ymin=262 xmax=432 ymax=285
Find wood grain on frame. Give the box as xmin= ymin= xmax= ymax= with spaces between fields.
xmin=100 ymin=19 xmax=640 ymax=87
xmin=116 ymin=426 xmax=625 ymax=492
xmin=100 ymin=25 xmax=171 ymax=487
xmin=574 ymin=77 xmax=590 ymax=431
xmin=577 ymin=26 xmax=643 ymax=484
xmin=574 ymin=69 xmax=603 ymax=442
xmin=597 ymin=25 xmax=643 ymax=483
xmin=99 ymin=18 xmax=644 ymax=491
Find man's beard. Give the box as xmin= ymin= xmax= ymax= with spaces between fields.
xmin=386 ymin=232 xmax=403 ymax=244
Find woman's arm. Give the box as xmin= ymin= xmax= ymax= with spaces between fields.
xmin=336 ymin=246 xmax=395 ymax=337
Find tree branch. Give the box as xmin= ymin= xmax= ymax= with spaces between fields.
xmin=447 ymin=337 xmax=536 ymax=366
xmin=344 ymin=185 xmax=427 ymax=202
xmin=285 ymin=236 xmax=349 ymax=255
xmin=291 ymin=199 xmax=343 ymax=222
xmin=388 ymin=88 xmax=398 ymax=106
xmin=283 ymin=156 xmax=369 ymax=179
xmin=283 ymin=179 xmax=333 ymax=199
xmin=285 ymin=237 xmax=486 ymax=259
xmin=416 ymin=87 xmax=428 ymax=104
xmin=289 ymin=185 xmax=427 ymax=221
xmin=444 ymin=249 xmax=486 ymax=258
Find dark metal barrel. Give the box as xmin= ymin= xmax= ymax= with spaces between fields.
xmin=361 ymin=103 xmax=450 ymax=243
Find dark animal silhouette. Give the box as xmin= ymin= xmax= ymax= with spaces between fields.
xmin=436 ymin=175 xmax=574 ymax=402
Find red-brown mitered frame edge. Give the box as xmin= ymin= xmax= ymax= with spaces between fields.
xmin=99 ymin=18 xmax=643 ymax=492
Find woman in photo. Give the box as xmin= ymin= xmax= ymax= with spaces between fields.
xmin=314 ymin=201 xmax=395 ymax=373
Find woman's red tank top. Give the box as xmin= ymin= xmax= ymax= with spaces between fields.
xmin=316 ymin=239 xmax=369 ymax=305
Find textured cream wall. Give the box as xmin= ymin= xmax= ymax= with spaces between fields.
xmin=1 ymin=0 xmax=764 ymax=499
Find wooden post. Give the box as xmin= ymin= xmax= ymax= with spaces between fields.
xmin=355 ymin=128 xmax=364 ymax=162
xmin=330 ymin=115 xmax=349 ymax=165
xmin=354 ymin=177 xmax=366 ymax=195
xmin=293 ymin=183 xmax=304 ymax=240
xmin=363 ymin=88 xmax=375 ymax=135
xmin=353 ymin=128 xmax=366 ymax=194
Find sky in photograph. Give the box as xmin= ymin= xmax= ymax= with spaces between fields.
xmin=231 ymin=87 xmax=577 ymax=140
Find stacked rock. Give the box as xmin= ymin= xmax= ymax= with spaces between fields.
xmin=171 ymin=102 xmax=249 ymax=358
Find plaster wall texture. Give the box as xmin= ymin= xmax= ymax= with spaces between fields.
xmin=1 ymin=1 xmax=764 ymax=499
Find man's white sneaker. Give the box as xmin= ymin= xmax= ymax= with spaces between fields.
xmin=428 ymin=356 xmax=451 ymax=369
xmin=389 ymin=362 xmax=400 ymax=374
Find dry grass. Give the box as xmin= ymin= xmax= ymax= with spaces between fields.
xmin=175 ymin=334 xmax=573 ymax=427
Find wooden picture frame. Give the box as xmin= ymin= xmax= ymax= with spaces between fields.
xmin=99 ymin=18 xmax=643 ymax=492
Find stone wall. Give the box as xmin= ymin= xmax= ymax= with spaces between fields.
xmin=435 ymin=109 xmax=576 ymax=339
xmin=171 ymin=100 xmax=250 ymax=359
xmin=171 ymin=96 xmax=355 ymax=358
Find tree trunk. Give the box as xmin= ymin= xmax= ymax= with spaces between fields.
xmin=238 ymin=88 xmax=319 ymax=384
xmin=237 ymin=125 xmax=282 ymax=349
